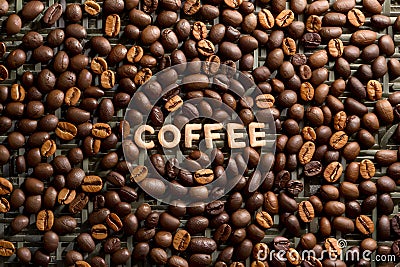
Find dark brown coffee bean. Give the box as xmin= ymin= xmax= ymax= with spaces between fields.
xmin=307 ymin=0 xmax=329 ymax=15
xmin=6 ymin=14 xmax=22 ymax=35
xmin=6 ymin=49 xmax=26 ymax=69
xmin=43 ymin=3 xmax=63 ymax=25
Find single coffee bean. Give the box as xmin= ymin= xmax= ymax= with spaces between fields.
xmin=36 ymin=210 xmax=54 ymax=231
xmin=91 ymin=224 xmax=108 ymax=240
xmin=356 ymin=215 xmax=374 ymax=235
xmin=43 ymin=3 xmax=63 ymax=25
xmin=323 ymin=161 xmax=343 ymax=183
xmin=298 ymin=201 xmax=315 ymax=222
xmin=69 ymin=193 xmax=89 ymax=214
xmin=173 ymin=230 xmax=191 ymax=251
xmin=0 ymin=241 xmax=15 ymax=256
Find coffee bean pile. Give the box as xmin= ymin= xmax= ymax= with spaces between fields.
xmin=0 ymin=0 xmax=400 ymax=266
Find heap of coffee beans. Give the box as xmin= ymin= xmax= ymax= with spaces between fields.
xmin=0 ymin=0 xmax=400 ymax=266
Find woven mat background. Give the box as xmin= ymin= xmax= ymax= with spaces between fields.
xmin=0 ymin=0 xmax=399 ymax=266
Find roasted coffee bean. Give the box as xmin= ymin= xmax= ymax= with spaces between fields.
xmin=56 ymin=122 xmax=77 ymax=140
xmin=276 ymin=10 xmax=294 ymax=27
xmin=36 ymin=210 xmax=54 ymax=231
xmin=106 ymin=213 xmax=123 ymax=232
xmin=43 ymin=3 xmax=63 ymax=25
xmin=0 ymin=178 xmax=12 ymax=195
xmin=173 ymin=229 xmax=191 ymax=251
xmin=258 ymin=9 xmax=274 ymax=30
xmin=91 ymin=224 xmax=108 ymax=240
xmin=356 ymin=215 xmax=374 ymax=235
xmin=323 ymin=161 xmax=343 ymax=183
xmin=0 ymin=241 xmax=15 ymax=256
xmin=299 ymin=141 xmax=315 ymax=165
xmin=360 ymin=159 xmax=375 ymax=179
xmin=69 ymin=193 xmax=89 ymax=214
xmin=298 ymin=201 xmax=315 ymax=222
xmin=6 ymin=14 xmax=22 ymax=35
xmin=11 ymin=215 xmax=29 ymax=233
xmin=255 ymin=211 xmax=273 ymax=229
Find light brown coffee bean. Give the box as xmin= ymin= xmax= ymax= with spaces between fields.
xmin=105 ymin=14 xmax=120 ymax=37
xmin=324 ymin=238 xmax=342 ymax=257
xmin=360 ymin=159 xmax=375 ymax=179
xmin=298 ymin=201 xmax=315 ymax=222
xmin=173 ymin=230 xmax=191 ymax=251
xmin=56 ymin=122 xmax=77 ymax=140
xmin=41 ymin=139 xmax=56 ymax=157
xmin=183 ymin=0 xmax=201 ymax=15
xmin=328 ymin=38 xmax=344 ymax=58
xmin=253 ymin=243 xmax=270 ymax=261
xmin=36 ymin=210 xmax=54 ymax=231
xmin=165 ymin=95 xmax=183 ymax=112
xmin=194 ymin=169 xmax=214 ymax=185
xmin=258 ymin=9 xmax=274 ymax=29
xmin=323 ymin=161 xmax=343 ymax=183
xmin=300 ymin=82 xmax=314 ymax=101
xmin=84 ymin=0 xmax=100 ymax=15
xmin=106 ymin=213 xmax=123 ymax=231
xmin=203 ymin=55 xmax=220 ymax=75
xmin=101 ymin=70 xmax=115 ymax=89
xmin=298 ymin=141 xmax=315 ymax=165
xmin=81 ymin=176 xmax=103 ymax=193
xmin=75 ymin=261 xmax=91 ymax=267
xmin=91 ymin=224 xmax=108 ymax=240
xmin=134 ymin=68 xmax=152 ymax=86
xmin=306 ymin=15 xmax=322 ymax=32
xmin=10 ymin=84 xmax=25 ymax=102
xmin=91 ymin=57 xmax=108 ymax=74
xmin=348 ymin=8 xmax=365 ymax=27
xmin=302 ymin=127 xmax=316 ymax=141
xmin=192 ymin=21 xmax=208 ymax=41
xmin=0 ymin=196 xmax=9 ymax=212
xmin=0 ymin=178 xmax=12 ymax=195
xmin=286 ymin=248 xmax=301 ymax=265
xmin=282 ymin=37 xmax=296 ymax=56
xmin=225 ymin=0 xmax=243 ymax=8
xmin=127 ymin=46 xmax=144 ymax=63
xmin=58 ymin=188 xmax=76 ymax=205
xmin=255 ymin=94 xmax=274 ymax=108
xmin=0 ymin=241 xmax=15 ymax=256
xmin=65 ymin=87 xmax=81 ymax=106
xmin=92 ymin=123 xmax=112 ymax=138
xmin=130 ymin=165 xmax=148 ymax=183
xmin=276 ymin=10 xmax=294 ymax=27
xmin=329 ymin=131 xmax=348 ymax=150
xmin=255 ymin=211 xmax=273 ymax=229
xmin=197 ymin=39 xmax=215 ymax=57
xmin=333 ymin=111 xmax=347 ymax=131
xmin=356 ymin=215 xmax=374 ymax=235
xmin=366 ymin=80 xmax=382 ymax=101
